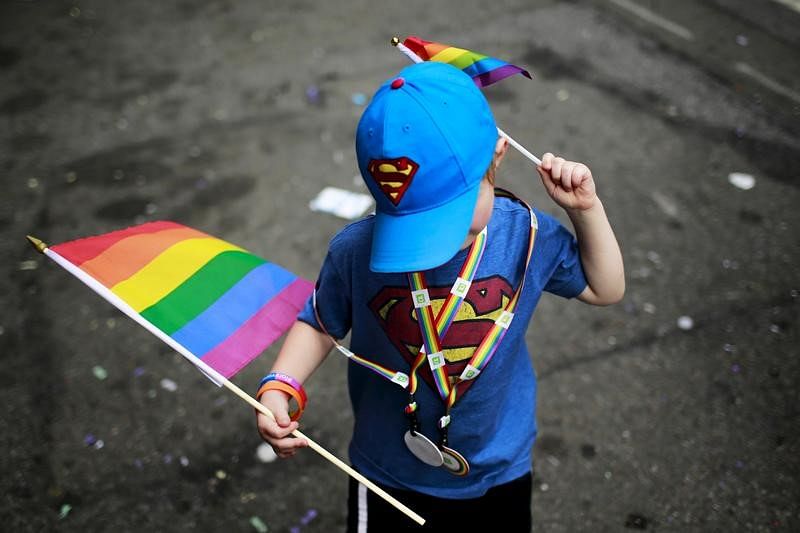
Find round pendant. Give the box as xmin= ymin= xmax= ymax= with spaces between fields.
xmin=404 ymin=430 xmax=444 ymax=467
xmin=440 ymin=445 xmax=470 ymax=476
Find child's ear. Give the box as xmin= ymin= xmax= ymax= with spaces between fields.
xmin=494 ymin=136 xmax=509 ymax=168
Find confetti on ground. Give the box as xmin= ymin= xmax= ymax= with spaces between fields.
xmin=677 ymin=316 xmax=694 ymax=330
xmin=18 ymin=260 xmax=39 ymax=271
xmin=556 ymin=88 xmax=570 ymax=101
xmin=92 ymin=366 xmax=108 ymax=380
xmin=305 ymin=85 xmax=320 ymax=105
xmin=351 ymin=92 xmax=366 ymax=106
xmin=160 ymin=378 xmax=178 ymax=392
xmin=215 ymin=470 xmax=227 ymax=480
xmin=728 ymin=172 xmax=755 ymax=190
xmin=256 ymin=443 xmax=278 ymax=463
xmin=180 ymin=456 xmax=189 ymax=467
xmin=94 ymin=439 xmax=105 ymax=450
xmin=309 ymin=187 xmax=373 ymax=220
xmin=133 ymin=367 xmax=146 ymax=378
xmin=249 ymin=516 xmax=269 ymax=532
xmin=58 ymin=504 xmax=72 ymax=520
xmin=84 ymin=434 xmax=97 ymax=446
xmin=300 ymin=509 xmax=318 ymax=525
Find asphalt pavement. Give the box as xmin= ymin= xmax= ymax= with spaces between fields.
xmin=1 ymin=1 xmax=798 ymax=531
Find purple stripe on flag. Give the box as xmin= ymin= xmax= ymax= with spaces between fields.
xmin=473 ymin=64 xmax=532 ymax=88
xmin=200 ymin=278 xmax=313 ymax=378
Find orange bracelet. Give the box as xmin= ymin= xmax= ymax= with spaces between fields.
xmin=256 ymin=380 xmax=306 ymax=421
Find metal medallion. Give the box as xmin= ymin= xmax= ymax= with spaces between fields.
xmin=403 ymin=430 xmax=444 ymax=467
xmin=440 ymin=445 xmax=470 ymax=476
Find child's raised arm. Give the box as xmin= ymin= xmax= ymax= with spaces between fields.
xmin=536 ymin=152 xmax=625 ymax=306
xmin=256 ymin=320 xmax=334 ymax=457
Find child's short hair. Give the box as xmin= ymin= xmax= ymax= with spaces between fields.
xmin=355 ymin=62 xmax=497 ymax=273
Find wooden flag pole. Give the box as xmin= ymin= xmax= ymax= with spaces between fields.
xmin=222 ymin=380 xmax=425 ymax=525
xmin=390 ymin=37 xmax=543 ymax=166
xmin=26 ymin=235 xmax=426 ymax=526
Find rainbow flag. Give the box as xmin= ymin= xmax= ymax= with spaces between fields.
xmin=403 ymin=36 xmax=531 ymax=88
xmin=50 ymin=221 xmax=313 ymax=381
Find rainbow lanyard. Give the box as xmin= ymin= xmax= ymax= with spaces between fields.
xmin=312 ymin=225 xmax=488 ymax=393
xmin=408 ymin=188 xmax=538 ymax=434
xmin=313 ymin=189 xmax=538 ymax=440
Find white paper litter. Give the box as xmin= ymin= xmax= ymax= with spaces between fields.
xmin=728 ymin=172 xmax=755 ymax=190
xmin=309 ymin=187 xmax=373 ymax=220
xmin=677 ymin=316 xmax=694 ymax=331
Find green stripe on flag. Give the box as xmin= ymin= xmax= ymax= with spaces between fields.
xmin=448 ymin=51 xmax=487 ymax=70
xmin=141 ymin=250 xmax=266 ymax=334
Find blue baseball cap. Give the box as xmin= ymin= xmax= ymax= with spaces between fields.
xmin=356 ymin=61 xmax=497 ymax=273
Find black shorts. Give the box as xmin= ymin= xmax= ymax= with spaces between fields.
xmin=346 ymin=472 xmax=532 ymax=532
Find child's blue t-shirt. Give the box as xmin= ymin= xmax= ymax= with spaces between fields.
xmin=297 ymin=195 xmax=587 ymax=499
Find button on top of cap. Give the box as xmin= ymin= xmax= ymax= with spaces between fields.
xmin=390 ymin=77 xmax=405 ymax=89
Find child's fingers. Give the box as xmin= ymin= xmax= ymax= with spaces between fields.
xmin=273 ymin=437 xmax=309 ymax=458
xmin=561 ymin=162 xmax=576 ymax=192
xmin=540 ymin=152 xmax=555 ymax=170
xmin=551 ymin=157 xmax=566 ymax=182
xmin=257 ymin=414 xmax=299 ymax=441
xmin=536 ymin=166 xmax=555 ymax=194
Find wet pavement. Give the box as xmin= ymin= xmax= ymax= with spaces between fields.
xmin=1 ymin=1 xmax=798 ymax=531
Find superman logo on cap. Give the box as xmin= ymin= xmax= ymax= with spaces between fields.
xmin=367 ymin=157 xmax=419 ymax=206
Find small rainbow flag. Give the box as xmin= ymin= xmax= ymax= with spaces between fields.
xmin=50 ymin=221 xmax=313 ymax=381
xmin=403 ymin=36 xmax=531 ymax=88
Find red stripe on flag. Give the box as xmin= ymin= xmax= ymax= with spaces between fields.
xmin=403 ymin=36 xmax=433 ymax=60
xmin=199 ymin=278 xmax=314 ymax=378
xmin=52 ymin=221 xmax=185 ymax=265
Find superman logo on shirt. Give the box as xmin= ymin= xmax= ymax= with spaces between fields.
xmin=368 ymin=275 xmax=513 ymax=397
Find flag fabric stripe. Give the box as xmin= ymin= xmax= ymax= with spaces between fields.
xmin=421 ymin=41 xmax=448 ymax=58
xmin=171 ymin=261 xmax=297 ymax=357
xmin=200 ymin=278 xmax=314 ymax=377
xmin=403 ymin=36 xmax=435 ymax=60
xmin=79 ymin=227 xmax=209 ymax=288
xmin=111 ymin=237 xmax=243 ymax=312
xmin=462 ymin=56 xmax=505 ymax=78
xmin=52 ymin=221 xmax=313 ymax=382
xmin=140 ymin=250 xmax=266 ymax=335
xmin=448 ymin=51 xmax=490 ymax=71
xmin=52 ymin=221 xmax=185 ymax=266
xmin=429 ymin=46 xmax=476 ymax=66
xmin=402 ymin=36 xmax=531 ymax=88
xmin=473 ymin=64 xmax=530 ymax=88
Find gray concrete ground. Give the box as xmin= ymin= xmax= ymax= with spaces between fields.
xmin=1 ymin=0 xmax=798 ymax=531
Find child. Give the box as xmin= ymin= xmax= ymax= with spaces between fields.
xmin=256 ymin=61 xmax=624 ymax=532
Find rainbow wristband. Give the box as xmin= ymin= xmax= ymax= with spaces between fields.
xmin=255 ymin=373 xmax=307 ymax=421
xmin=258 ymin=372 xmax=306 ymax=401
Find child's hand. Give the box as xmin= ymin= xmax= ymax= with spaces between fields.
xmin=536 ymin=153 xmax=597 ymax=211
xmin=256 ymin=390 xmax=308 ymax=458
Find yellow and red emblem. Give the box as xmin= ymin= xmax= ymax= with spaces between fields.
xmin=367 ymin=157 xmax=419 ymax=206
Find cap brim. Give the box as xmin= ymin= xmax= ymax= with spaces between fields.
xmin=369 ymin=183 xmax=480 ymax=273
